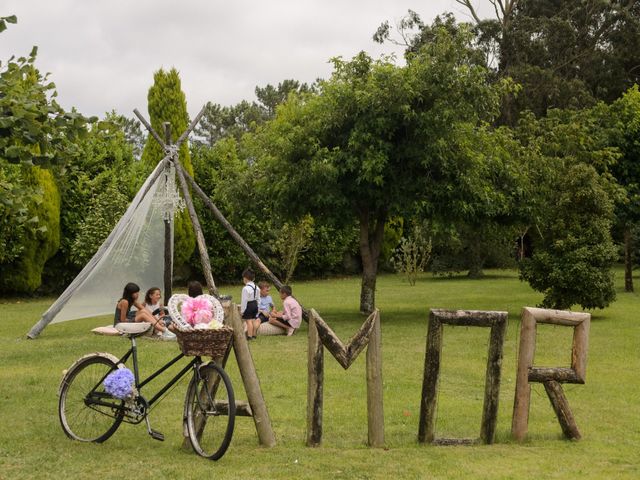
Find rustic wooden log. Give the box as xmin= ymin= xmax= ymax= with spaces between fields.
xmin=366 ymin=311 xmax=384 ymax=447
xmin=429 ymin=309 xmax=503 ymax=327
xmin=177 ymin=163 xmax=283 ymax=291
xmin=543 ymin=380 xmax=581 ymax=440
xmin=228 ymin=305 xmax=276 ymax=447
xmin=419 ymin=309 xmax=507 ymax=445
xmin=418 ymin=313 xmax=442 ymax=444
xmin=175 ymin=105 xmax=207 ymax=147
xmin=528 ymin=367 xmax=582 ymax=384
xmin=512 ymin=307 xmax=590 ymax=441
xmin=163 ymin=123 xmax=173 ymax=305
xmin=311 ymin=310 xmax=377 ymax=369
xmin=523 ymin=307 xmax=590 ymax=327
xmin=480 ymin=315 xmax=507 ymax=444
xmin=174 ymin=159 xmax=219 ymax=297
xmin=212 ymin=400 xmax=253 ymax=417
xmin=133 ymin=108 xmax=166 ymax=150
xmin=512 ymin=307 xmax=537 ymax=441
xmin=432 ymin=438 xmax=477 ymax=446
xmin=306 ymin=310 xmax=324 ymax=447
xmin=572 ymin=317 xmax=590 ymax=383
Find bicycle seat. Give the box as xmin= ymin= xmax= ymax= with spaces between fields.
xmin=115 ymin=322 xmax=153 ymax=337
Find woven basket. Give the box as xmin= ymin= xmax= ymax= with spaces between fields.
xmin=175 ymin=326 xmax=234 ymax=358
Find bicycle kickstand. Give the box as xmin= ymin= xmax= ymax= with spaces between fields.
xmin=144 ymin=415 xmax=165 ymax=442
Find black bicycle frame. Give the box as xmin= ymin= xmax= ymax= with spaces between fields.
xmin=87 ymin=337 xmax=201 ymax=411
xmin=118 ymin=337 xmax=201 ymax=407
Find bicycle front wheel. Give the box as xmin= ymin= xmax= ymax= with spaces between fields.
xmin=58 ymin=353 xmax=124 ymax=442
xmin=185 ymin=362 xmax=235 ymax=460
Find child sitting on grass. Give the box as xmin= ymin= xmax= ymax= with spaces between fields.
xmin=268 ymin=285 xmax=302 ymax=336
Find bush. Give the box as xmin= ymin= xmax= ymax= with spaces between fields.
xmin=519 ymin=163 xmax=617 ymax=310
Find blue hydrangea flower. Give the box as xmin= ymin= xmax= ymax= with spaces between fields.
xmin=104 ymin=368 xmax=135 ymax=399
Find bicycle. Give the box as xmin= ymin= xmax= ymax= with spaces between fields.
xmin=58 ymin=321 xmax=236 ymax=460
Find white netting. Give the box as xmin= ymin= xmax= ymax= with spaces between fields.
xmin=46 ymin=160 xmax=179 ymax=325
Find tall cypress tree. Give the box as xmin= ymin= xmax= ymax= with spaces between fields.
xmin=140 ymin=68 xmax=196 ymax=269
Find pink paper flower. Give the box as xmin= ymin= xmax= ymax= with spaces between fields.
xmin=182 ymin=296 xmax=213 ymax=326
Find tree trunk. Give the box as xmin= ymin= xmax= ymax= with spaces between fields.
xmin=358 ymin=208 xmax=386 ymax=315
xmin=624 ymin=226 xmax=634 ymax=292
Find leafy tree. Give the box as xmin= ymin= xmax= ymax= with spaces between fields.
xmin=140 ymin=68 xmax=196 ymax=268
xmin=0 ymin=16 xmax=91 ymax=293
xmin=195 ymin=80 xmax=311 ymax=147
xmin=607 ymin=86 xmax=640 ymax=291
xmin=519 ymin=162 xmax=617 ymax=310
xmin=41 ymin=115 xmax=141 ymax=292
xmin=515 ymin=109 xmax=619 ymax=309
xmin=274 ymin=214 xmax=315 ymax=284
xmin=254 ymin=24 xmax=504 ymax=313
xmin=0 ymin=166 xmax=61 ymax=293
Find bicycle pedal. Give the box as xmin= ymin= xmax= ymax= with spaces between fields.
xmin=149 ymin=429 xmax=165 ymax=441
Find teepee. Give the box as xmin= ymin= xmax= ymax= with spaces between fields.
xmin=27 ymin=106 xmax=282 ymax=339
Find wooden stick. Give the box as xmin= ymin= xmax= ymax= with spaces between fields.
xmin=480 ymin=316 xmax=507 ymax=444
xmin=523 ymin=307 xmax=590 ymax=327
xmin=512 ymin=307 xmax=537 ymax=441
xmin=174 ymin=158 xmax=219 ymax=297
xmin=572 ymin=317 xmax=590 ymax=383
xmin=176 ymin=162 xmax=283 ymax=290
xmin=429 ymin=309 xmax=503 ymax=327
xmin=366 ymin=311 xmax=384 ymax=447
xmin=175 ymin=105 xmax=207 ymax=147
xmin=311 ymin=310 xmax=377 ymax=369
xmin=528 ymin=367 xmax=583 ymax=384
xmin=163 ymin=124 xmax=173 ymax=305
xmin=228 ymin=305 xmax=276 ymax=447
xmin=306 ymin=310 xmax=324 ymax=447
xmin=418 ymin=313 xmax=443 ymax=443
xmin=133 ymin=108 xmax=166 ymax=150
xmin=543 ymin=380 xmax=581 ymax=440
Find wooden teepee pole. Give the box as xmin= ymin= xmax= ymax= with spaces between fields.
xmin=175 ymin=162 xmax=284 ymax=290
xmin=174 ymin=155 xmax=218 ymax=297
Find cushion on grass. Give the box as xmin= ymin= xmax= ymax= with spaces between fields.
xmin=91 ymin=326 xmax=121 ymax=336
xmin=257 ymin=322 xmax=285 ymax=336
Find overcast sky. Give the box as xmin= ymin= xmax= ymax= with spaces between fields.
xmin=1 ymin=1 xmax=492 ymax=119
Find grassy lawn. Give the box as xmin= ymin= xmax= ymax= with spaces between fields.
xmin=0 ymin=268 xmax=638 ymax=479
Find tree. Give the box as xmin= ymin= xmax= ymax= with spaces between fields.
xmin=140 ymin=68 xmax=195 ymax=269
xmin=194 ymin=80 xmax=312 ymax=147
xmin=254 ymin=24 xmax=503 ymax=313
xmin=519 ymin=162 xmax=617 ymax=310
xmin=457 ymin=0 xmax=640 ymax=122
xmin=607 ymin=86 xmax=640 ymax=292
xmin=514 ymin=109 xmax=620 ymax=309
xmin=1 ymin=16 xmax=91 ymax=293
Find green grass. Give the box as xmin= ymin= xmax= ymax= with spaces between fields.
xmin=0 ymin=269 xmax=639 ymax=479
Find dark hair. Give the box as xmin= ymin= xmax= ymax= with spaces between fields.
xmin=242 ymin=268 xmax=255 ymax=281
xmin=280 ymin=285 xmax=292 ymax=297
xmin=145 ymin=287 xmax=161 ymax=305
xmin=122 ymin=282 xmax=140 ymax=308
xmin=188 ymin=280 xmax=203 ymax=298
xmin=258 ymin=281 xmax=270 ymax=289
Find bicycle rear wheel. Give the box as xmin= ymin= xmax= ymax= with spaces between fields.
xmin=58 ymin=354 xmax=124 ymax=442
xmin=184 ymin=362 xmax=235 ymax=460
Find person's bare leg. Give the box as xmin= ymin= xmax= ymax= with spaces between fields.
xmin=252 ymin=319 xmax=261 ymax=337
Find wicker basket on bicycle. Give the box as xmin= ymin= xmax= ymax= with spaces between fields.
xmin=175 ymin=326 xmax=234 ymax=358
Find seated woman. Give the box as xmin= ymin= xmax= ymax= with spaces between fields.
xmin=268 ymin=285 xmax=302 ymax=336
xmin=143 ymin=287 xmax=175 ymax=338
xmin=114 ymin=282 xmax=172 ymax=337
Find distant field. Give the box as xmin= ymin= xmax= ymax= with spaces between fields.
xmin=1 ymin=269 xmax=638 ymax=479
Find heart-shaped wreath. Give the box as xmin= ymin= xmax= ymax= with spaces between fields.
xmin=167 ymin=294 xmax=225 ymax=331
